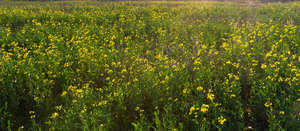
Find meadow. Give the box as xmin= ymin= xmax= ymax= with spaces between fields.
xmin=0 ymin=1 xmax=299 ymax=131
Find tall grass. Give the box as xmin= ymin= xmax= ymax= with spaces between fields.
xmin=0 ymin=1 xmax=299 ymax=131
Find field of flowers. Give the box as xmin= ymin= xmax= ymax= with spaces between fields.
xmin=0 ymin=1 xmax=300 ymax=131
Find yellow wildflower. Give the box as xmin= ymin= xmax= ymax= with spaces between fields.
xmin=61 ymin=91 xmax=67 ymax=96
xmin=279 ymin=111 xmax=284 ymax=115
xmin=261 ymin=64 xmax=267 ymax=69
xmin=230 ymin=94 xmax=236 ymax=98
xmin=264 ymin=102 xmax=272 ymax=108
xmin=207 ymin=93 xmax=215 ymax=101
xmin=18 ymin=125 xmax=24 ymax=131
xmin=218 ymin=116 xmax=227 ymax=125
xmin=197 ymin=86 xmax=203 ymax=91
xmin=51 ymin=112 xmax=59 ymax=118
xmin=29 ymin=111 xmax=35 ymax=114
xmin=200 ymin=104 xmax=209 ymax=113
xmin=183 ymin=88 xmax=188 ymax=94
xmin=189 ymin=106 xmax=196 ymax=115
xmin=56 ymin=105 xmax=62 ymax=111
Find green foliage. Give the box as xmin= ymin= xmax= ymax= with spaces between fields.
xmin=0 ymin=1 xmax=299 ymax=131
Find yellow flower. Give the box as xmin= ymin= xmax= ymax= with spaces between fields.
xmin=51 ymin=112 xmax=59 ymax=118
xmin=34 ymin=96 xmax=39 ymax=102
xmin=279 ymin=111 xmax=284 ymax=115
xmin=218 ymin=116 xmax=227 ymax=125
xmin=200 ymin=104 xmax=209 ymax=113
xmin=76 ymin=89 xmax=83 ymax=93
xmin=179 ymin=43 xmax=184 ymax=48
xmin=183 ymin=88 xmax=188 ymax=94
xmin=107 ymin=69 xmax=113 ymax=74
xmin=30 ymin=114 xmax=35 ymax=119
xmin=278 ymin=77 xmax=283 ymax=82
xmin=61 ymin=91 xmax=67 ymax=96
xmin=18 ymin=125 xmax=24 ymax=131
xmin=226 ymin=61 xmax=231 ymax=65
xmin=264 ymin=102 xmax=272 ymax=108
xmin=234 ymin=75 xmax=239 ymax=80
xmin=121 ymin=69 xmax=127 ymax=73
xmin=140 ymin=109 xmax=144 ymax=113
xmin=230 ymin=94 xmax=236 ymax=98
xmin=197 ymin=86 xmax=203 ymax=91
xmin=261 ymin=64 xmax=267 ymax=69
xmin=29 ymin=111 xmax=35 ymax=114
xmin=81 ymin=105 xmax=87 ymax=113
xmin=29 ymin=111 xmax=35 ymax=119
xmin=189 ymin=106 xmax=196 ymax=115
xmin=207 ymin=93 xmax=215 ymax=101
xmin=135 ymin=106 xmax=140 ymax=111
xmin=56 ymin=105 xmax=62 ymax=111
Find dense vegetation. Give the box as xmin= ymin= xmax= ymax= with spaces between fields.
xmin=0 ymin=1 xmax=299 ymax=131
